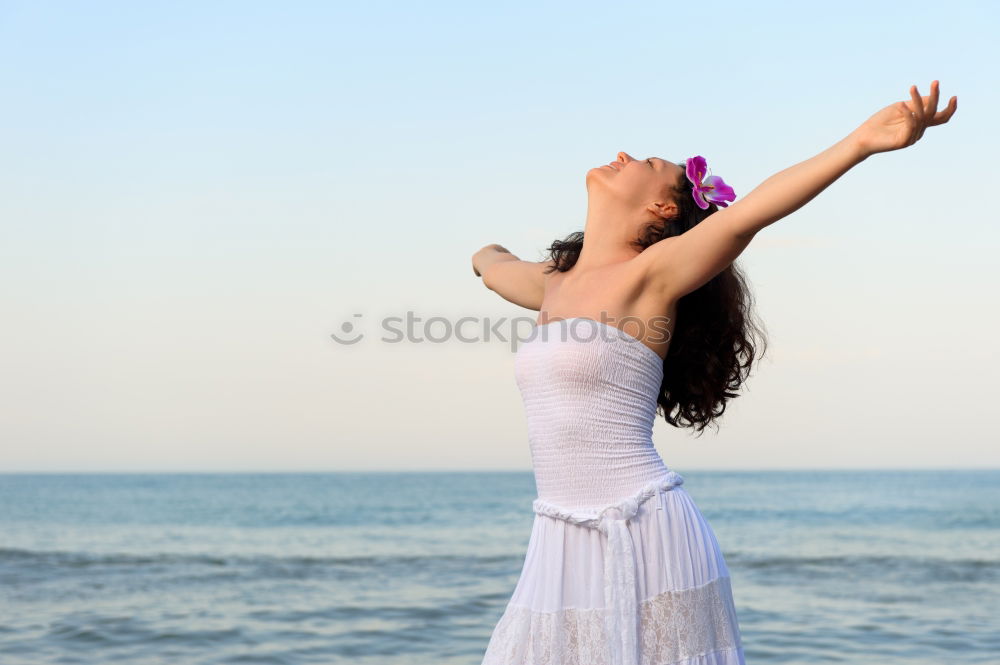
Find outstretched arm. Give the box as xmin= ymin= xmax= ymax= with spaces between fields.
xmin=472 ymin=244 xmax=555 ymax=310
xmin=718 ymin=134 xmax=867 ymax=241
xmin=642 ymin=81 xmax=957 ymax=300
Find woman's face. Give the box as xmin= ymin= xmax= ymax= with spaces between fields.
xmin=587 ymin=151 xmax=685 ymax=216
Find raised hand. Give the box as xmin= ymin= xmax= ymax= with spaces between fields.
xmin=850 ymin=81 xmax=957 ymax=157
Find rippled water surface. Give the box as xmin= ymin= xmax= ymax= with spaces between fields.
xmin=1 ymin=470 xmax=997 ymax=664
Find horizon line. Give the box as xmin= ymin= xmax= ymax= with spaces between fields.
xmin=1 ymin=466 xmax=998 ymax=474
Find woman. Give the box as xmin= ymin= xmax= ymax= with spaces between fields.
xmin=471 ymin=82 xmax=956 ymax=665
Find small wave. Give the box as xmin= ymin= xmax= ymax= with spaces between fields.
xmin=726 ymin=552 xmax=1000 ymax=581
xmin=0 ymin=547 xmax=515 ymax=568
xmin=729 ymin=552 xmax=999 ymax=567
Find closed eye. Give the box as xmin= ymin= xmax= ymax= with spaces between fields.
xmin=646 ymin=158 xmax=653 ymax=168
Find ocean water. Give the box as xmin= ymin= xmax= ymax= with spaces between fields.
xmin=0 ymin=470 xmax=998 ymax=665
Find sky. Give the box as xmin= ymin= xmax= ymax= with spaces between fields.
xmin=1 ymin=0 xmax=998 ymax=472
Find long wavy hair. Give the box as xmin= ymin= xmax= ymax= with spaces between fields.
xmin=542 ymin=160 xmax=768 ymax=434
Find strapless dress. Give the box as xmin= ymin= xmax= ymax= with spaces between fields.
xmin=480 ymin=317 xmax=747 ymax=665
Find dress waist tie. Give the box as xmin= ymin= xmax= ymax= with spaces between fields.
xmin=530 ymin=470 xmax=685 ymax=665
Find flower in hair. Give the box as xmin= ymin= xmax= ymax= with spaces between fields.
xmin=685 ymin=156 xmax=736 ymax=210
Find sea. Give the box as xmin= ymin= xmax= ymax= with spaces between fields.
xmin=1 ymin=470 xmax=998 ymax=665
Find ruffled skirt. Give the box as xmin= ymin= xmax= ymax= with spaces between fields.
xmin=480 ymin=472 xmax=746 ymax=665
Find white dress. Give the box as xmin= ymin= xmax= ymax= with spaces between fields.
xmin=481 ymin=317 xmax=747 ymax=665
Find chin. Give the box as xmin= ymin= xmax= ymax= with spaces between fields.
xmin=585 ymin=166 xmax=608 ymax=185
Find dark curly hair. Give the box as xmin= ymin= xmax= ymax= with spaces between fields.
xmin=541 ymin=159 xmax=767 ymax=435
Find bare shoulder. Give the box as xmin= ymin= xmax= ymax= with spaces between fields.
xmin=631 ymin=237 xmax=682 ymax=298
xmin=630 ymin=210 xmax=756 ymax=299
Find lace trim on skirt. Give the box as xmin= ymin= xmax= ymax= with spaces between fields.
xmin=481 ymin=575 xmax=743 ymax=665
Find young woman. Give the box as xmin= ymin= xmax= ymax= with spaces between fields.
xmin=472 ymin=82 xmax=956 ymax=665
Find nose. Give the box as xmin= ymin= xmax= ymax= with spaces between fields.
xmin=617 ymin=151 xmax=634 ymax=163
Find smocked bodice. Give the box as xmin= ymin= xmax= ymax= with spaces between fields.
xmin=514 ymin=317 xmax=671 ymax=508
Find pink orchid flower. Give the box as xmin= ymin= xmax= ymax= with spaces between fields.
xmin=685 ymin=156 xmax=736 ymax=210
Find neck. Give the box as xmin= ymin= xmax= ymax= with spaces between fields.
xmin=574 ymin=200 xmax=649 ymax=271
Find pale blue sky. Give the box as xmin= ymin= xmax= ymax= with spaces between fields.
xmin=1 ymin=1 xmax=997 ymax=471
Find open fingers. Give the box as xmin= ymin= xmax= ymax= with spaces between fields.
xmin=908 ymin=85 xmax=926 ymax=123
xmin=906 ymin=85 xmax=927 ymax=144
xmin=931 ymin=95 xmax=958 ymax=126
xmin=927 ymin=80 xmax=940 ymax=116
